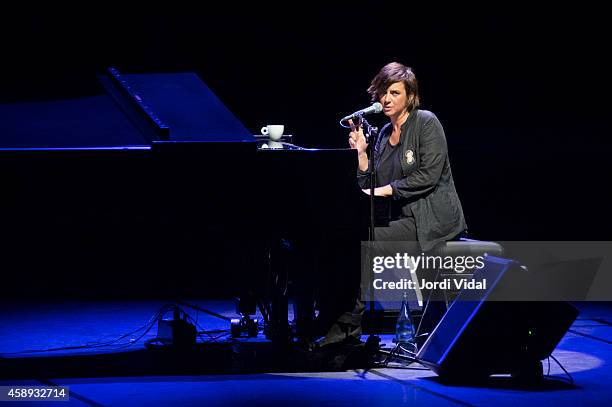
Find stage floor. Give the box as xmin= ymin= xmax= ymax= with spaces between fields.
xmin=0 ymin=300 xmax=610 ymax=406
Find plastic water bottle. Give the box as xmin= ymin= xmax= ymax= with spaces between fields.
xmin=394 ymin=291 xmax=415 ymax=346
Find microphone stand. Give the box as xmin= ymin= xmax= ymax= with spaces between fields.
xmin=359 ymin=115 xmax=380 ymax=318
xmin=359 ymin=115 xmax=379 ymax=242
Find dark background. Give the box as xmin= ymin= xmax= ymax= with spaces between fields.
xmin=1 ymin=6 xmax=610 ymax=298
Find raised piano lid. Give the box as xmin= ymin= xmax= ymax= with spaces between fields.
xmin=109 ymin=69 xmax=254 ymax=144
xmin=0 ymin=69 xmax=254 ymax=150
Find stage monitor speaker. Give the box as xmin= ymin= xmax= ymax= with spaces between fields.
xmin=416 ymin=256 xmax=579 ymax=382
xmin=363 ymin=239 xmax=504 ymax=335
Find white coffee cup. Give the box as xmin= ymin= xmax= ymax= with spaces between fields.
xmin=261 ymin=124 xmax=284 ymax=141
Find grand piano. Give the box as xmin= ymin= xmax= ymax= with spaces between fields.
xmin=0 ymin=69 xmax=366 ymax=338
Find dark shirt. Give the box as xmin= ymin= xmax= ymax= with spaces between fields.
xmin=376 ymin=138 xmax=403 ymax=188
xmin=372 ymin=132 xmax=414 ymax=221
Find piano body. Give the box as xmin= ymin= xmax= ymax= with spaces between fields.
xmin=0 ymin=69 xmax=366 ymax=319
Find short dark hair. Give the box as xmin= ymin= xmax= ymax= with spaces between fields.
xmin=367 ymin=62 xmax=420 ymax=112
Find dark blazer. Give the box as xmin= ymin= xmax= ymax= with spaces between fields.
xmin=357 ymin=109 xmax=467 ymax=251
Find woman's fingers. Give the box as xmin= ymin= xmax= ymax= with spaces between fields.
xmin=348 ymin=118 xmax=356 ymax=132
xmin=348 ymin=118 xmax=366 ymax=151
xmin=348 ymin=118 xmax=363 ymax=133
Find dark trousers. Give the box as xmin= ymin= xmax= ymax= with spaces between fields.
xmin=316 ymin=216 xmax=421 ymax=346
xmin=374 ymin=216 xmax=418 ymax=242
xmin=374 ymin=216 xmax=447 ymax=348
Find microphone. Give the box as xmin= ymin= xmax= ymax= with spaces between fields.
xmin=340 ymin=102 xmax=383 ymax=123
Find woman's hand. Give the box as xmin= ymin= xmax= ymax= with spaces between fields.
xmin=348 ymin=119 xmax=368 ymax=155
xmin=361 ymin=185 xmax=393 ymax=197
